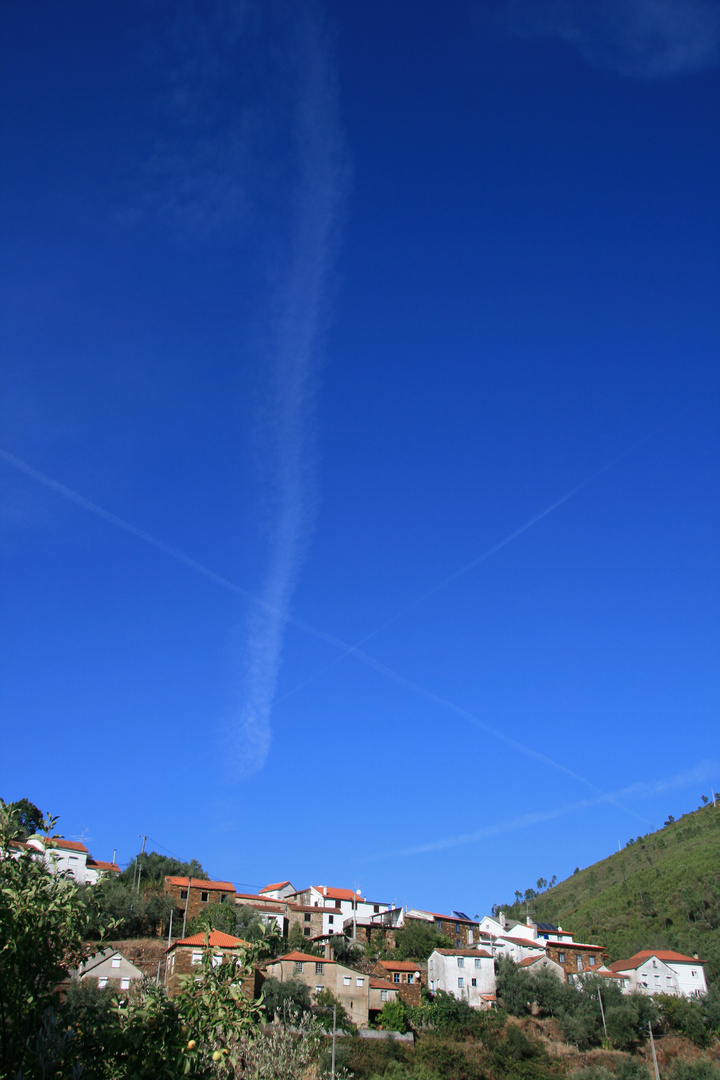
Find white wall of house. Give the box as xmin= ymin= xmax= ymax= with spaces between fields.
xmin=428 ymin=950 xmax=495 ymax=1008
xmin=666 ymin=960 xmax=707 ymax=998
xmin=621 ymin=956 xmax=708 ymax=998
xmin=26 ymin=837 xmax=97 ymax=884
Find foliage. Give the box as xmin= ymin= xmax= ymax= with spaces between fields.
xmin=0 ymin=808 xmax=103 ymax=1078
xmin=234 ymin=902 xmax=268 ymax=941
xmin=1 ymin=796 xmax=44 ymax=839
xmin=90 ymin=877 xmax=177 ymax=938
xmin=188 ymin=897 xmax=239 ymax=937
xmin=497 ymin=804 xmax=720 ymax=983
xmin=262 ymin=976 xmax=312 ymax=1020
xmin=330 ymin=934 xmax=364 ymax=966
xmin=375 ymin=998 xmax=410 ymax=1033
xmin=119 ymin=849 xmax=207 ymax=888
xmin=666 ymin=1062 xmax=720 ymax=1080
xmin=409 ymin=989 xmax=505 ymax=1038
xmin=313 ymin=988 xmax=356 ymax=1033
xmin=286 ymin=922 xmax=322 ymax=955
xmin=656 ymin=992 xmax=713 ymax=1047
xmin=394 ymin=920 xmax=452 ymax=961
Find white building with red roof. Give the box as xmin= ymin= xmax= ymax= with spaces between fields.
xmin=259 ymin=880 xmax=296 ymax=899
xmin=24 ymin=835 xmax=120 ymax=884
xmin=291 ymin=885 xmax=390 ymax=935
xmin=428 ymin=948 xmax=496 ymax=1008
xmin=608 ymin=950 xmax=707 ymax=998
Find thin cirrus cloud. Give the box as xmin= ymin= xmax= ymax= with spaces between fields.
xmin=504 ymin=0 xmax=720 ymax=78
xmin=373 ymin=760 xmax=717 ymax=859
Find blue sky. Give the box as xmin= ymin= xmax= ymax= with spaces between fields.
xmin=1 ymin=0 xmax=718 ymax=914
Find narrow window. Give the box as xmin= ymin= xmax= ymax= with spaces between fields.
xmin=471 ymin=978 xmax=477 ymax=987
xmin=381 ymin=989 xmax=388 ymax=1001
xmin=475 ymin=959 xmax=481 ymax=969
xmin=180 ymin=889 xmax=188 ymax=899
xmin=303 ymin=928 xmax=311 ymax=936
xmin=200 ymin=891 xmax=209 ymax=903
xmin=374 ymin=904 xmax=380 ymax=913
xmin=455 ymin=938 xmax=461 ymax=948
xmin=457 ymin=956 xmax=464 ymax=968
xmin=328 ymin=915 xmax=334 ymax=924
xmin=558 ymin=952 xmax=565 ymax=964
xmin=304 ymin=913 xmax=311 ymax=922
xmin=407 ymin=974 xmax=414 ymax=984
xmin=458 ymin=977 xmax=464 ymax=989
xmin=455 ymin=922 xmax=461 ymax=933
xmin=394 ymin=973 xmax=400 ymax=983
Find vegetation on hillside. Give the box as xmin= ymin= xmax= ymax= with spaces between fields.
xmin=496 ymin=804 xmax=720 ymax=981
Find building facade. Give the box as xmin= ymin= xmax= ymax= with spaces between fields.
xmin=428 ymin=948 xmax=495 ymax=1008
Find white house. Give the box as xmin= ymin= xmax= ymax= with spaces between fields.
xmin=608 ymin=951 xmax=707 ymax=998
xmin=24 ymin=836 xmax=119 ymax=884
xmin=77 ymin=948 xmax=143 ymax=991
xmin=518 ymin=954 xmax=566 ymax=982
xmin=428 ymin=948 xmax=495 ymax=1008
xmin=291 ymin=886 xmax=390 ymax=933
xmin=258 ymin=880 xmax=297 ymax=900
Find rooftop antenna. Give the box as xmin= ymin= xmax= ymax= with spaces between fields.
xmin=70 ymin=828 xmax=93 ymax=845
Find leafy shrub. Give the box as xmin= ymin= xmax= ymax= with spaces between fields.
xmin=666 ymin=1061 xmax=720 ymax=1080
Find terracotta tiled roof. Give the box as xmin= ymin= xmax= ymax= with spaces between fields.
xmin=171 ymin=930 xmax=248 ymax=949
xmin=260 ymin=881 xmax=291 ymax=892
xmin=87 ymin=859 xmax=120 ymax=872
xmin=519 ymin=955 xmax=552 ymax=967
xmin=609 ymin=950 xmax=704 ymax=971
xmin=271 ymin=951 xmax=336 ymax=964
xmin=35 ymin=837 xmax=89 ymax=853
xmin=379 ymin=960 xmax=421 ymax=972
xmin=313 ymin=886 xmax=365 ymax=902
xmin=499 ymin=935 xmax=543 ymax=946
xmin=370 ymin=978 xmax=398 ymax=990
xmin=547 ymin=941 xmax=605 ymax=951
xmin=165 ymin=876 xmax=235 ymax=891
xmin=433 ymin=948 xmax=492 ymax=958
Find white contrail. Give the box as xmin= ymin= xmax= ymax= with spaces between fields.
xmin=229 ymin=8 xmax=347 ymax=778
xmin=373 ymin=761 xmax=717 ymax=859
xmin=0 ymin=443 xmax=651 ymax=817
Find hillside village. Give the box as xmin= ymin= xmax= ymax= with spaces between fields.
xmin=7 ymin=805 xmax=714 ymax=1023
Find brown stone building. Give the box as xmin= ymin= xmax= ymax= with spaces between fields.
xmin=405 ymin=909 xmax=480 ymax=949
xmin=165 ymin=929 xmax=257 ymax=997
xmin=545 ymin=940 xmax=607 ymax=981
xmin=163 ymin=876 xmax=236 ymax=922
xmin=374 ymin=959 xmax=424 ymax=1006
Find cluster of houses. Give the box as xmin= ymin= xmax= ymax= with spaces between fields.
xmin=74 ymin=870 xmax=709 ymax=1026
xmin=8 ymin=835 xmax=708 ymax=1025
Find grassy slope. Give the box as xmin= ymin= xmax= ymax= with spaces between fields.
xmin=501 ymin=806 xmax=720 ymax=982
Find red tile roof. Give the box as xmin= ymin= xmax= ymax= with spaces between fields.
xmin=519 ymin=955 xmax=554 ymax=967
xmin=271 ymin=951 xmax=336 ymax=964
xmin=87 ymin=859 xmax=120 ymax=872
xmin=379 ymin=960 xmax=421 ymax=972
xmin=434 ymin=948 xmax=492 ymax=958
xmin=165 ymin=876 xmax=235 ymax=891
xmin=370 ymin=978 xmax=398 ymax=990
xmin=313 ymin=886 xmax=365 ymax=902
xmin=609 ymin=950 xmax=704 ymax=971
xmin=37 ymin=837 xmax=89 ymax=853
xmin=499 ymin=935 xmax=544 ymax=946
xmin=260 ymin=881 xmax=291 ymax=892
xmin=172 ymin=930 xmax=248 ymax=949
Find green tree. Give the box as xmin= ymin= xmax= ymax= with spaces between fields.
xmin=375 ymin=998 xmax=409 ymax=1033
xmin=329 ymin=934 xmax=363 ymax=966
xmin=120 ymin=850 xmax=207 ymax=888
xmin=262 ymin=976 xmax=312 ymax=1021
xmin=188 ymin=897 xmax=238 ymax=937
xmin=313 ymin=988 xmax=355 ymax=1033
xmin=1 ymin=797 xmax=44 ymax=839
xmin=0 ymin=808 xmax=103 ymax=1077
xmin=394 ymin=920 xmax=451 ymax=961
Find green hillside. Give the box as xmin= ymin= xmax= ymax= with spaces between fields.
xmin=500 ymin=804 xmax=720 ymax=983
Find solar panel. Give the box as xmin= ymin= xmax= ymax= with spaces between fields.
xmin=536 ymin=922 xmax=558 ymax=932
xmin=452 ymin=910 xmax=471 ymax=921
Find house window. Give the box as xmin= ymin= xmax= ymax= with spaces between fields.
xmin=328 ymin=915 xmax=334 ymax=925
xmin=430 ymin=981 xmax=435 ymax=992
xmin=120 ymin=977 xmax=130 ymax=990
xmin=200 ymin=891 xmax=209 ymax=903
xmin=652 ymin=960 xmax=657 ymax=968
xmin=315 ymin=985 xmax=324 ymax=993
xmin=691 ymin=971 xmax=697 ymax=977
xmin=315 ymin=963 xmax=324 ymax=975
xmin=304 ymin=913 xmax=311 ymax=922
xmin=456 ymin=938 xmax=461 ymax=948
xmin=374 ymin=905 xmax=380 ymax=913
xmin=577 ymin=957 xmax=584 ymax=971
xmin=471 ymin=978 xmax=477 ymax=987
xmin=304 ymin=928 xmax=311 ymax=936
xmin=111 ymin=957 xmax=121 ymax=968
xmin=588 ymin=956 xmax=596 ymax=966
xmin=381 ymin=990 xmax=388 ymax=1002
xmin=180 ymin=890 xmax=188 ymax=899
xmin=191 ymin=952 xmax=202 ymax=966
xmin=558 ymin=953 xmax=566 ymax=964
xmin=458 ymin=957 xmax=464 ymax=968
xmin=458 ymin=977 xmax=464 ymax=989
xmin=407 ymin=974 xmax=414 ymax=984
xmin=468 ymin=931 xmax=474 ymax=944
xmin=294 ymin=962 xmax=304 ymax=973
xmin=212 ymin=955 xmax=222 ymax=968
xmin=394 ymin=973 xmax=401 ymax=984
xmin=356 ymin=978 xmax=364 ymax=987
xmin=98 ymin=976 xmax=108 ymax=988
xmin=435 ymin=920 xmax=444 ymax=932
xmin=475 ymin=959 xmax=481 ymax=969
xmin=344 ymin=976 xmax=351 ymax=986
xmin=455 ymin=923 xmax=461 ymax=933
xmin=654 ymin=975 xmax=660 ymax=985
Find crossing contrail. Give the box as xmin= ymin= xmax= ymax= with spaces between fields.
xmin=1 ymin=437 xmax=651 ymax=820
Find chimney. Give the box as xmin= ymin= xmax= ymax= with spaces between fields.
xmin=324 ymin=941 xmax=331 ymax=960
xmin=499 ymin=911 xmax=506 ymax=928
xmin=693 ymin=953 xmax=699 ymax=960
xmin=526 ymin=915 xmax=533 ymax=926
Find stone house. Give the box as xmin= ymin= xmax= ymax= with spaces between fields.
xmin=165 ymin=930 xmax=256 ymax=997
xmin=290 ymin=886 xmax=390 ymax=930
xmin=163 ymin=876 xmax=236 ymax=923
xmin=428 ymin=948 xmax=495 ymax=1008
xmin=545 ymin=939 xmax=607 ymax=980
xmin=77 ymin=948 xmax=143 ymax=992
xmin=405 ymin=909 xmax=480 ymax=949
xmin=263 ymin=951 xmax=374 ymax=1027
xmin=374 ymin=960 xmax=424 ymax=1006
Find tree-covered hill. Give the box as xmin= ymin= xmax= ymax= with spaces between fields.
xmin=498 ymin=804 xmax=720 ymax=982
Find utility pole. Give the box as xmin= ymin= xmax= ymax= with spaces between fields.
xmin=182 ymin=878 xmax=192 ymax=939
xmin=165 ymin=908 xmax=174 ymax=985
xmin=648 ymin=1022 xmax=660 ymax=1080
xmin=136 ymin=836 xmax=147 ymax=895
xmin=331 ymin=1004 xmax=337 ymax=1079
xmin=597 ymin=988 xmax=607 ymax=1040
